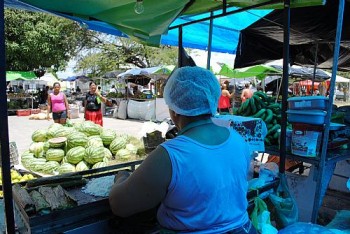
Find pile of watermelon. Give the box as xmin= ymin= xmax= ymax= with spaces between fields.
xmin=21 ymin=121 xmax=146 ymax=175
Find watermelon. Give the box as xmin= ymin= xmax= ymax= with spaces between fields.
xmin=28 ymin=158 xmax=47 ymax=172
xmin=67 ymin=132 xmax=88 ymax=149
xmin=42 ymin=161 xmax=60 ymax=174
xmin=47 ymin=124 xmax=64 ymax=139
xmin=58 ymin=163 xmax=76 ymax=174
xmin=104 ymin=148 xmax=113 ymax=160
xmin=48 ymin=137 xmax=67 ymax=148
xmin=43 ymin=141 xmax=50 ymax=152
xmin=29 ymin=142 xmax=45 ymax=157
xmin=125 ymin=144 xmax=137 ymax=155
xmin=87 ymin=136 xmax=104 ymax=148
xmin=75 ymin=161 xmax=89 ymax=172
xmin=45 ymin=148 xmax=65 ymax=162
xmin=92 ymin=162 xmax=108 ymax=169
xmin=66 ymin=146 xmax=85 ymax=165
xmin=81 ymin=121 xmax=101 ymax=136
xmin=84 ymin=146 xmax=105 ymax=164
xmin=32 ymin=129 xmax=47 ymax=142
xmin=55 ymin=126 xmax=76 ymax=138
xmin=109 ymin=136 xmax=127 ymax=155
xmin=116 ymin=149 xmax=132 ymax=161
xmin=100 ymin=129 xmax=116 ymax=146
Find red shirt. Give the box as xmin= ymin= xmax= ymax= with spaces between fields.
xmin=218 ymin=95 xmax=231 ymax=109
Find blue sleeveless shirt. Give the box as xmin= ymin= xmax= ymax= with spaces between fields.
xmin=158 ymin=127 xmax=251 ymax=233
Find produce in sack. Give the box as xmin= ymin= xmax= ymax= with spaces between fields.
xmin=45 ymin=148 xmax=65 ymax=162
xmin=125 ymin=143 xmax=138 ymax=155
xmin=81 ymin=121 xmax=102 ymax=136
xmin=116 ymin=149 xmax=132 ymax=161
xmin=84 ymin=146 xmax=105 ymax=164
xmin=29 ymin=142 xmax=45 ymax=158
xmin=87 ymin=136 xmax=104 ymax=148
xmin=92 ymin=162 xmax=108 ymax=169
xmin=100 ymin=129 xmax=117 ymax=146
xmin=75 ymin=161 xmax=90 ymax=172
xmin=109 ymin=136 xmax=127 ymax=155
xmin=104 ymin=148 xmax=113 ymax=160
xmin=67 ymin=132 xmax=88 ymax=149
xmin=66 ymin=146 xmax=86 ymax=165
xmin=48 ymin=137 xmax=67 ymax=149
xmin=58 ymin=163 xmax=76 ymax=174
xmin=42 ymin=161 xmax=60 ymax=175
xmin=31 ymin=129 xmax=47 ymax=142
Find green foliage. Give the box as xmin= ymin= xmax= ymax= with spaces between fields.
xmin=5 ymin=9 xmax=95 ymax=71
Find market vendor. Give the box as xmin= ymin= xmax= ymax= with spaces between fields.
xmin=84 ymin=81 xmax=107 ymax=126
xmin=109 ymin=66 xmax=256 ymax=233
xmin=47 ymin=82 xmax=70 ymax=124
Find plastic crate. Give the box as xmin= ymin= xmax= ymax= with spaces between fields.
xmin=143 ymin=130 xmax=165 ymax=152
xmin=16 ymin=109 xmax=31 ymax=116
xmin=0 ymin=142 xmax=19 ymax=167
xmin=30 ymin=109 xmax=41 ymax=115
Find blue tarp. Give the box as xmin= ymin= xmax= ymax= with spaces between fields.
xmin=4 ymin=1 xmax=271 ymax=54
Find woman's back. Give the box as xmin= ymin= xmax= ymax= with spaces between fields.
xmin=158 ymin=124 xmax=250 ymax=233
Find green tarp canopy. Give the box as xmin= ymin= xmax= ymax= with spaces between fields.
xmin=217 ymin=64 xmax=281 ymax=80
xmin=15 ymin=0 xmax=326 ymax=46
xmin=6 ymin=71 xmax=37 ymax=81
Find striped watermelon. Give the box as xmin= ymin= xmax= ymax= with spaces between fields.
xmin=100 ymin=129 xmax=116 ymax=146
xmin=84 ymin=146 xmax=105 ymax=164
xmin=92 ymin=162 xmax=108 ymax=169
xmin=67 ymin=132 xmax=88 ymax=149
xmin=75 ymin=161 xmax=89 ymax=172
xmin=109 ymin=136 xmax=127 ymax=155
xmin=58 ymin=163 xmax=76 ymax=174
xmin=32 ymin=129 xmax=47 ymax=142
xmin=87 ymin=136 xmax=104 ymax=148
xmin=66 ymin=146 xmax=85 ymax=165
xmin=45 ymin=148 xmax=65 ymax=162
xmin=48 ymin=137 xmax=67 ymax=148
xmin=81 ymin=121 xmax=101 ymax=136
xmin=55 ymin=126 xmax=76 ymax=138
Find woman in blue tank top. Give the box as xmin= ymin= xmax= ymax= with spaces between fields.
xmin=109 ymin=66 xmax=257 ymax=234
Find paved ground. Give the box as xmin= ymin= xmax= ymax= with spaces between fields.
xmin=8 ymin=113 xmax=146 ymax=156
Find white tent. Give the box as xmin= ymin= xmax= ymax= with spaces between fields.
xmin=38 ymin=73 xmax=59 ymax=86
xmin=323 ymin=71 xmax=350 ymax=83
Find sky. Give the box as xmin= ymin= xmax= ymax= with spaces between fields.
xmin=56 ymin=49 xmax=236 ymax=79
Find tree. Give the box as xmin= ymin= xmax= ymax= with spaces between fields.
xmin=74 ymin=36 xmax=179 ymax=77
xmin=5 ymin=9 xmax=94 ymax=72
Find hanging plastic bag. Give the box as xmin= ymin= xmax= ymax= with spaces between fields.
xmin=269 ymin=173 xmax=298 ymax=229
xmin=250 ymin=197 xmax=278 ymax=234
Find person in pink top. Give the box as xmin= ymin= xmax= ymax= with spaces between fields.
xmin=241 ymin=83 xmax=253 ymax=103
xmin=47 ymin=82 xmax=70 ymax=124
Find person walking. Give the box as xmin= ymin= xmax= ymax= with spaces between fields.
xmin=84 ymin=81 xmax=107 ymax=126
xmin=241 ymin=83 xmax=253 ymax=103
xmin=47 ymin=82 xmax=69 ymax=124
xmin=109 ymin=66 xmax=256 ymax=233
xmin=218 ymin=84 xmax=234 ymax=114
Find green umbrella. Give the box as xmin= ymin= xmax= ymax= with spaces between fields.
xmin=6 ymin=71 xmax=37 ymax=81
xmin=218 ymin=64 xmax=281 ymax=80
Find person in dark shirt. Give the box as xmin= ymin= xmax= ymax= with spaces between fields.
xmin=84 ymin=81 xmax=107 ymax=126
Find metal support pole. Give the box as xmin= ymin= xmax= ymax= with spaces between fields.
xmin=178 ymin=26 xmax=183 ymax=67
xmin=0 ymin=2 xmax=16 ymax=233
xmin=311 ymin=42 xmax=319 ymax=95
xmin=311 ymin=0 xmax=345 ymax=223
xmin=206 ymin=12 xmax=214 ymax=70
xmin=279 ymin=0 xmax=291 ymax=174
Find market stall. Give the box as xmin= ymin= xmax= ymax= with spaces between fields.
xmin=1 ymin=0 xmax=348 ymax=233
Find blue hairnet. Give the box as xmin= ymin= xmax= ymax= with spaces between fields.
xmin=164 ymin=66 xmax=221 ymax=116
